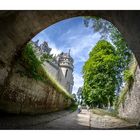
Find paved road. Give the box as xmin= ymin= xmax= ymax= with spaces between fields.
xmin=0 ymin=109 xmax=90 ymax=130
xmin=0 ymin=109 xmax=138 ymax=130
xmin=27 ymin=109 xmax=90 ymax=130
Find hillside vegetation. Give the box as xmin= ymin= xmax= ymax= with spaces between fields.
xmin=20 ymin=42 xmax=73 ymax=100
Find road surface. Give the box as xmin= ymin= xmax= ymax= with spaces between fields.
xmin=0 ymin=109 xmax=138 ymax=130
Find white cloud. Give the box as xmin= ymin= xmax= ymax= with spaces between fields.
xmin=66 ymin=32 xmax=101 ymax=65
xmin=59 ymin=28 xmax=80 ymax=42
xmin=71 ymin=33 xmax=100 ymax=55
xmin=49 ymin=41 xmax=62 ymax=55
xmin=32 ymin=31 xmax=62 ymax=56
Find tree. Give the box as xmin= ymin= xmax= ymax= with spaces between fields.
xmin=84 ymin=17 xmax=133 ymax=93
xmin=82 ymin=40 xmax=119 ymax=108
xmin=72 ymin=93 xmax=77 ymax=102
xmin=77 ymin=87 xmax=82 ymax=104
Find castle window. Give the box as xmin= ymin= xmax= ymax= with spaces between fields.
xmin=65 ymin=69 xmax=68 ymax=78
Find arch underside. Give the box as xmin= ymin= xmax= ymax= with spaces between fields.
xmin=0 ymin=11 xmax=140 ymax=121
xmin=0 ymin=11 xmax=140 ymax=65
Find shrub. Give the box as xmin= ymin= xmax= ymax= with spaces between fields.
xmin=21 ymin=42 xmax=43 ymax=80
xmin=40 ymin=53 xmax=53 ymax=63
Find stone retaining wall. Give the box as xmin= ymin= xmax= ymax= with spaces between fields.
xmin=0 ymin=63 xmax=72 ymax=114
xmin=118 ymin=66 xmax=140 ymax=123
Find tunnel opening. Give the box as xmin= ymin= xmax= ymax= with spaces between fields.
xmin=27 ymin=16 xmax=137 ymax=112
xmin=0 ymin=11 xmax=140 ymax=129
xmin=11 ymin=15 xmax=138 ymax=122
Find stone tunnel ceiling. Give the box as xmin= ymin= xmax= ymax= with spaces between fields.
xmin=0 ymin=11 xmax=140 ymax=67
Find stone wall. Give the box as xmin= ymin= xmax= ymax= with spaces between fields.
xmin=0 ymin=63 xmax=72 ymax=114
xmin=43 ymin=61 xmax=73 ymax=94
xmin=43 ymin=61 xmax=59 ymax=81
xmin=118 ymin=65 xmax=140 ymax=123
xmin=59 ymin=67 xmax=73 ymax=93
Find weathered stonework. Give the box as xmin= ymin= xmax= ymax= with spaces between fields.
xmin=0 ymin=63 xmax=72 ymax=114
xmin=118 ymin=66 xmax=140 ymax=123
xmin=0 ymin=67 xmax=9 ymax=85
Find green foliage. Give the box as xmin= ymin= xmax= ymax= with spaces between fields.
xmin=115 ymin=84 xmax=129 ymax=112
xmin=72 ymin=93 xmax=77 ymax=102
xmin=69 ymin=104 xmax=78 ymax=112
xmin=114 ymin=57 xmax=137 ymax=112
xmin=124 ymin=70 xmax=134 ymax=83
xmin=84 ymin=17 xmax=133 ymax=93
xmin=111 ymin=25 xmax=132 ymax=73
xmin=40 ymin=53 xmax=53 ymax=63
xmin=82 ymin=40 xmax=119 ymax=108
xmin=21 ymin=42 xmax=43 ymax=80
xmin=21 ymin=42 xmax=73 ymax=100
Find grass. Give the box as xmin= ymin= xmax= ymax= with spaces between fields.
xmin=92 ymin=108 xmax=132 ymax=123
xmin=92 ymin=108 xmax=117 ymax=117
xmin=20 ymin=42 xmax=74 ymax=100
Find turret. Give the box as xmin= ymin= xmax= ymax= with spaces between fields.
xmin=57 ymin=50 xmax=74 ymax=70
xmin=57 ymin=50 xmax=74 ymax=93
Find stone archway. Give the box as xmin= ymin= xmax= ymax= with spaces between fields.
xmin=1 ymin=11 xmax=140 ymax=84
xmin=0 ymin=11 xmax=140 ymax=66
xmin=0 ymin=11 xmax=140 ymax=119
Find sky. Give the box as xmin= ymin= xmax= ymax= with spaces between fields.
xmin=32 ymin=17 xmax=101 ymax=94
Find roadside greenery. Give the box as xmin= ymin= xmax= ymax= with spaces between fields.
xmin=21 ymin=42 xmax=73 ymax=99
xmin=84 ymin=17 xmax=133 ymax=94
xmin=69 ymin=104 xmax=78 ymax=112
xmin=92 ymin=108 xmax=117 ymax=117
xmin=82 ymin=17 xmax=134 ymax=109
xmin=82 ymin=40 xmax=119 ymax=108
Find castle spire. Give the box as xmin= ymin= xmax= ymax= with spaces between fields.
xmin=35 ymin=40 xmax=39 ymax=46
xmin=69 ymin=49 xmax=71 ymax=55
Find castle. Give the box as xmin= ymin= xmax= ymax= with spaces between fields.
xmin=32 ymin=40 xmax=74 ymax=94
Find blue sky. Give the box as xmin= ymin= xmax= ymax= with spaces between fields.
xmin=32 ymin=17 xmax=101 ymax=94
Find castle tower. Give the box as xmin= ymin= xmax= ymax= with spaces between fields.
xmin=57 ymin=50 xmax=74 ymax=93
xmin=40 ymin=41 xmax=52 ymax=54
